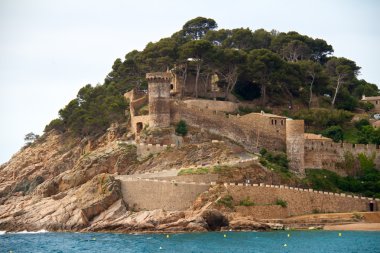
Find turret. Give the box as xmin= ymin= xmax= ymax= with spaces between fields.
xmin=146 ymin=72 xmax=171 ymax=128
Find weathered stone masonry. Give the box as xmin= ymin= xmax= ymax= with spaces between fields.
xmin=125 ymin=72 xmax=380 ymax=173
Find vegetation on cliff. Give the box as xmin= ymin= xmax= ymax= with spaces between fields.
xmin=43 ymin=16 xmax=378 ymax=139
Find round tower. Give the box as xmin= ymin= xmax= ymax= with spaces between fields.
xmin=146 ymin=72 xmax=171 ymax=128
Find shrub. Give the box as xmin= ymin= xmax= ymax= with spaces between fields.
xmin=178 ymin=167 xmax=209 ymax=175
xmin=292 ymin=108 xmax=353 ymax=129
xmin=354 ymin=119 xmax=370 ymax=130
xmin=239 ymin=197 xmax=255 ymax=206
xmin=175 ymin=120 xmax=188 ymax=136
xmin=275 ymin=198 xmax=288 ymax=208
xmin=44 ymin=118 xmax=65 ymax=133
xmin=217 ymin=195 xmax=234 ymax=209
xmin=259 ymin=149 xmax=289 ymax=172
xmin=358 ymin=101 xmax=374 ymax=112
xmin=322 ymin=125 xmax=343 ymax=142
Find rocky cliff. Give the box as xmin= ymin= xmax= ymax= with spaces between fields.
xmin=0 ymin=127 xmax=285 ymax=233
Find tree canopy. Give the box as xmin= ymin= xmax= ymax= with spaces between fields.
xmin=44 ymin=17 xmax=379 ymax=138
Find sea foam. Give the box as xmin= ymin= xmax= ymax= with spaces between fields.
xmin=8 ymin=229 xmax=49 ymax=234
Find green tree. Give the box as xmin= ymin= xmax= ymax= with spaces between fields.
xmin=280 ymin=40 xmax=311 ymax=62
xmin=204 ymin=29 xmax=231 ymax=46
xmin=223 ymin=28 xmax=254 ymax=50
xmin=182 ymin=17 xmax=217 ymax=40
xmin=179 ymin=40 xmax=214 ymax=98
xmin=24 ymin=132 xmax=40 ymax=144
xmin=140 ymin=37 xmax=177 ymax=71
xmin=247 ymin=49 xmax=284 ymax=105
xmin=214 ymin=48 xmax=246 ymax=99
xmin=297 ymin=60 xmax=324 ymax=108
xmin=251 ymin=29 xmax=272 ymax=49
xmin=322 ymin=125 xmax=343 ymax=142
xmin=325 ymin=57 xmax=360 ymax=107
xmin=175 ymin=120 xmax=188 ymax=136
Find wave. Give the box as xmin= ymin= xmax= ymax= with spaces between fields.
xmin=8 ymin=229 xmax=49 ymax=234
xmin=0 ymin=231 xmax=6 ymax=235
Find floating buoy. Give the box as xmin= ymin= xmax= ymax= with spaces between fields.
xmin=284 ymin=244 xmax=287 ymax=247
xmin=287 ymin=233 xmax=290 ymax=237
xmin=159 ymin=246 xmax=163 ymax=250
xmin=92 ymin=237 xmax=96 ymax=241
xmin=224 ymin=234 xmax=227 ymax=238
xmin=338 ymin=233 xmax=342 ymax=237
xmin=166 ymin=234 xmax=170 ymax=238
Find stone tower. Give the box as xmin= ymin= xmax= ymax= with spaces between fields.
xmin=286 ymin=119 xmax=305 ymax=175
xmin=146 ymin=72 xmax=171 ymax=128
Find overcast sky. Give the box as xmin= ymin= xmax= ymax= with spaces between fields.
xmin=0 ymin=0 xmax=379 ymax=164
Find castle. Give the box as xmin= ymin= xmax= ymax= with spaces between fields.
xmin=124 ymin=72 xmax=380 ymax=174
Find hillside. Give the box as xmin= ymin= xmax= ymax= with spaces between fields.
xmin=1 ymin=17 xmax=380 ymax=233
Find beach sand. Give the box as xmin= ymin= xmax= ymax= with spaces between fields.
xmin=324 ymin=223 xmax=380 ymax=231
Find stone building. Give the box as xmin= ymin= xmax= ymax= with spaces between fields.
xmin=362 ymin=95 xmax=380 ymax=112
xmin=125 ymin=72 xmax=380 ymax=174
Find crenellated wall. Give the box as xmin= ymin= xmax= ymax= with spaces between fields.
xmin=117 ymin=140 xmax=176 ymax=159
xmin=304 ymin=139 xmax=380 ymax=170
xmin=118 ymin=178 xmax=380 ymax=214
xmin=125 ymin=72 xmax=380 ymax=174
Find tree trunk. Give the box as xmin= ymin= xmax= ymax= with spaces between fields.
xmin=195 ymin=63 xmax=201 ymax=98
xmin=308 ymin=74 xmax=315 ymax=109
xmin=281 ymin=84 xmax=294 ymax=109
xmin=331 ymin=75 xmax=342 ymax=107
xmin=181 ymin=64 xmax=188 ymax=99
xmin=261 ymin=82 xmax=266 ymax=106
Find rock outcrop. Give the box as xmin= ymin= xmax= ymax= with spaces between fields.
xmin=0 ymin=129 xmax=282 ymax=233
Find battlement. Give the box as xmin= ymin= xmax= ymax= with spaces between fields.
xmin=305 ymin=139 xmax=380 ymax=153
xmin=118 ymin=140 xmax=176 ymax=159
xmin=146 ymin=72 xmax=172 ymax=82
xmin=119 ymin=177 xmax=379 ymax=213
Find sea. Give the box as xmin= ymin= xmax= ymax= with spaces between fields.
xmin=1 ymin=230 xmax=379 ymax=253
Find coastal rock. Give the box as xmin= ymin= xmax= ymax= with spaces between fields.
xmin=228 ymin=217 xmax=271 ymax=231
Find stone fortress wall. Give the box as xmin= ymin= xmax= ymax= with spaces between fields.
xmin=118 ymin=177 xmax=380 ymax=214
xmin=117 ymin=140 xmax=176 ymax=159
xmin=124 ymin=89 xmax=149 ymax=134
xmin=120 ymin=179 xmax=210 ymax=211
xmin=125 ymin=72 xmax=380 ymax=173
xmin=304 ymin=139 xmax=380 ymax=170
xmin=183 ymin=99 xmax=238 ymax=113
xmin=171 ymin=101 xmax=289 ymax=153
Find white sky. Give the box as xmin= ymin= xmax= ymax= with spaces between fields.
xmin=0 ymin=0 xmax=379 ymax=164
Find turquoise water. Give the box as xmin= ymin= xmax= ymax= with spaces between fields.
xmin=1 ymin=231 xmax=380 ymax=253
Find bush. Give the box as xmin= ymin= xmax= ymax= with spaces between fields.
xmin=322 ymin=125 xmax=343 ymax=142
xmin=178 ymin=167 xmax=209 ymax=175
xmin=358 ymin=101 xmax=375 ymax=112
xmin=239 ymin=197 xmax=255 ymax=206
xmin=175 ymin=120 xmax=188 ymax=136
xmin=44 ymin=118 xmax=65 ymax=133
xmin=217 ymin=195 xmax=234 ymax=209
xmin=275 ymin=198 xmax=288 ymax=208
xmin=354 ymin=119 xmax=370 ymax=130
xmin=292 ymin=108 xmax=353 ymax=129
